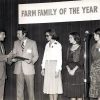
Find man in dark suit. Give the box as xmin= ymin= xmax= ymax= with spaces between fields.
xmin=12 ymin=27 xmax=39 ymax=100
xmin=0 ymin=31 xmax=12 ymax=100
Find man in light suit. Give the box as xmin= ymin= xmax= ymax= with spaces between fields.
xmin=12 ymin=27 xmax=39 ymax=100
xmin=0 ymin=31 xmax=12 ymax=100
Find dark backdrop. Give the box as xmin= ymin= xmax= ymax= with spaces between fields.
xmin=0 ymin=0 xmax=100 ymax=100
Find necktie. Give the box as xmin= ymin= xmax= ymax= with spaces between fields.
xmin=21 ymin=42 xmax=24 ymax=51
xmin=0 ymin=43 xmax=4 ymax=54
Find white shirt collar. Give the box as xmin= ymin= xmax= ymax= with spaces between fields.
xmin=48 ymin=40 xmax=57 ymax=47
xmin=22 ymin=38 xmax=27 ymax=46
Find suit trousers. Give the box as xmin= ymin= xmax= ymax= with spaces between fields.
xmin=16 ymin=73 xmax=34 ymax=100
xmin=0 ymin=80 xmax=5 ymax=100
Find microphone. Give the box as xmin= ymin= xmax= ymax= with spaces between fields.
xmin=84 ymin=30 xmax=91 ymax=41
xmin=85 ymin=30 xmax=90 ymax=36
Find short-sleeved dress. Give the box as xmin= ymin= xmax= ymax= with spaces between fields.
xmin=63 ymin=45 xmax=84 ymax=97
xmin=89 ymin=44 xmax=100 ymax=98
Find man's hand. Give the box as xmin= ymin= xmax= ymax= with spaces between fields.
xmin=7 ymin=50 xmax=16 ymax=59
xmin=25 ymin=59 xmax=32 ymax=64
xmin=7 ymin=51 xmax=13 ymax=58
xmin=11 ymin=58 xmax=17 ymax=62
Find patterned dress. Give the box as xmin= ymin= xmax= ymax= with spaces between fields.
xmin=63 ymin=45 xmax=84 ymax=97
xmin=89 ymin=44 xmax=100 ymax=98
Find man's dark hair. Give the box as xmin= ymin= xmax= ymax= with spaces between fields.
xmin=17 ymin=27 xmax=28 ymax=35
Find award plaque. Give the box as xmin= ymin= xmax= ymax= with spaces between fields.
xmin=14 ymin=56 xmax=29 ymax=61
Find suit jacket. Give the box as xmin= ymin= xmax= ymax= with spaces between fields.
xmin=0 ymin=42 xmax=6 ymax=80
xmin=13 ymin=38 xmax=39 ymax=75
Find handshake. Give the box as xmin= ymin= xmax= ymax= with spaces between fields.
xmin=6 ymin=51 xmax=31 ymax=64
xmin=7 ymin=51 xmax=16 ymax=58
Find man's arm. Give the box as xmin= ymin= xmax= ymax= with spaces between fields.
xmin=0 ymin=51 xmax=13 ymax=62
xmin=7 ymin=41 xmax=18 ymax=64
xmin=32 ymin=41 xmax=39 ymax=64
xmin=0 ymin=55 xmax=8 ymax=62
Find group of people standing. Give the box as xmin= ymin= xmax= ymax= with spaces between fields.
xmin=0 ymin=27 xmax=39 ymax=100
xmin=41 ymin=28 xmax=100 ymax=100
xmin=0 ymin=27 xmax=100 ymax=100
xmin=41 ymin=29 xmax=84 ymax=100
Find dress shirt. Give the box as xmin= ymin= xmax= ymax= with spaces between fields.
xmin=21 ymin=38 xmax=27 ymax=47
xmin=41 ymin=40 xmax=62 ymax=72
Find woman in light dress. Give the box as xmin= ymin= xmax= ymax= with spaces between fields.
xmin=41 ymin=29 xmax=63 ymax=100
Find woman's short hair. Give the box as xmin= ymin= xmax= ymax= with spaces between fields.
xmin=94 ymin=28 xmax=100 ymax=36
xmin=45 ymin=29 xmax=58 ymax=40
xmin=69 ymin=32 xmax=81 ymax=44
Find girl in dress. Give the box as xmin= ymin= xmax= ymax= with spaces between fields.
xmin=64 ymin=32 xmax=84 ymax=100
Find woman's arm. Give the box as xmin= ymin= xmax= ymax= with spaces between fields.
xmin=41 ymin=44 xmax=47 ymax=70
xmin=66 ymin=65 xmax=78 ymax=76
xmin=56 ymin=43 xmax=62 ymax=72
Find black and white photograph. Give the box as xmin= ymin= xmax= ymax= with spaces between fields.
xmin=0 ymin=0 xmax=100 ymax=100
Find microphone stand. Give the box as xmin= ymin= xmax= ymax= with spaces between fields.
xmin=83 ymin=31 xmax=91 ymax=100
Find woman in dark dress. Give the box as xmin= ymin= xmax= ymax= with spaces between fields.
xmin=64 ymin=32 xmax=84 ymax=100
xmin=89 ymin=28 xmax=100 ymax=100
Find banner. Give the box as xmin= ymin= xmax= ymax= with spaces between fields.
xmin=18 ymin=0 xmax=100 ymax=24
